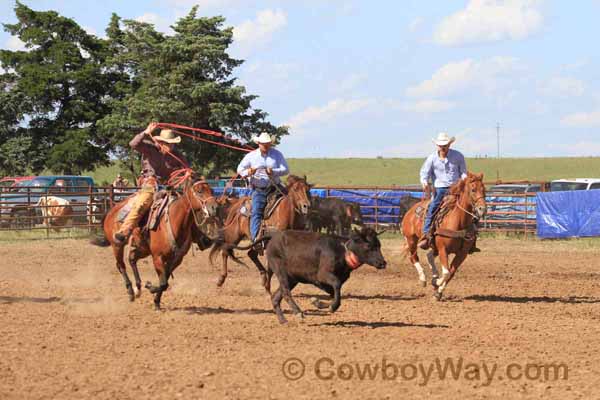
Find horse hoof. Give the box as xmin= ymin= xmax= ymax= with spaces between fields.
xmin=128 ymin=293 xmax=135 ymax=302
xmin=215 ymin=276 xmax=225 ymax=287
xmin=134 ymin=287 xmax=141 ymax=298
xmin=420 ymin=280 xmax=427 ymax=288
xmin=433 ymin=292 xmax=442 ymax=301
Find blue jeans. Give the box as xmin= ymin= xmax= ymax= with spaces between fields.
xmin=423 ymin=187 xmax=449 ymax=235
xmin=250 ymin=187 xmax=268 ymax=241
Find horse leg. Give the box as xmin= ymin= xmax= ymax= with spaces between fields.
xmin=406 ymin=236 xmax=426 ymax=287
xmin=216 ymin=250 xmax=228 ymax=287
xmin=438 ymin=252 xmax=468 ymax=298
xmin=433 ymin=247 xmax=451 ymax=301
xmin=247 ymin=248 xmax=269 ymax=293
xmin=426 ymin=249 xmax=440 ymax=281
xmin=127 ymin=246 xmax=143 ymax=298
xmin=113 ymin=244 xmax=135 ymax=301
xmin=145 ymin=257 xmax=170 ymax=310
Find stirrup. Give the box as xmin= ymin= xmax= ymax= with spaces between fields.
xmin=113 ymin=231 xmax=128 ymax=245
xmin=418 ymin=234 xmax=431 ymax=250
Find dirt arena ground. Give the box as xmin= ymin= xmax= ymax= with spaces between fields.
xmin=1 ymin=236 xmax=599 ymax=399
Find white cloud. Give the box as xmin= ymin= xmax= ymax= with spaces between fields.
xmin=548 ymin=141 xmax=600 ymax=156
xmin=285 ymin=98 xmax=374 ymax=130
xmin=399 ymin=99 xmax=455 ymax=113
xmin=405 ymin=56 xmax=522 ymax=98
xmin=434 ymin=0 xmax=544 ymax=46
xmin=333 ymin=73 xmax=367 ymax=93
xmin=232 ymin=9 xmax=287 ymax=54
xmin=168 ymin=0 xmax=240 ymax=8
xmin=82 ymin=25 xmax=98 ymax=36
xmin=539 ymin=76 xmax=584 ymax=97
xmin=561 ymin=110 xmax=600 ymax=127
xmin=135 ymin=13 xmax=173 ymax=34
xmin=5 ymin=36 xmax=26 ymax=51
xmin=408 ymin=17 xmax=424 ymax=32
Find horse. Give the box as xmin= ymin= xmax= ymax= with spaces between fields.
xmin=208 ymin=175 xmax=312 ymax=293
xmin=401 ymin=172 xmax=486 ymax=300
xmin=91 ymin=177 xmax=218 ymax=309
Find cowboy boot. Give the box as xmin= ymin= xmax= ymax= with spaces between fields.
xmin=113 ymin=229 xmax=130 ymax=245
xmin=468 ymin=237 xmax=481 ymax=254
xmin=418 ymin=232 xmax=432 ymax=250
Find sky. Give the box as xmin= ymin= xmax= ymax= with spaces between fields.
xmin=2 ymin=0 xmax=600 ymax=158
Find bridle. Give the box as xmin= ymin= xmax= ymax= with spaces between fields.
xmin=286 ymin=181 xmax=310 ymax=214
xmin=455 ymin=180 xmax=486 ymax=220
xmin=185 ymin=182 xmax=216 ymax=228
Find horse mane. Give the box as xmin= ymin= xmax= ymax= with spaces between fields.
xmin=448 ymin=179 xmax=466 ymax=196
xmin=286 ymin=174 xmax=307 ymax=189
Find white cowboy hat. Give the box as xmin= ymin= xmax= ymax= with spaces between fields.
xmin=253 ymin=132 xmax=273 ymax=144
xmin=155 ymin=129 xmax=181 ymax=144
xmin=432 ymin=132 xmax=455 ymax=146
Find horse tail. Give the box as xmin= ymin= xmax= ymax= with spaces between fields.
xmin=89 ymin=213 xmax=110 ymax=247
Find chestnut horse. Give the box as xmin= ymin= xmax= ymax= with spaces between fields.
xmin=209 ymin=175 xmax=312 ymax=292
xmin=402 ymin=172 xmax=486 ymax=300
xmin=92 ymin=178 xmax=218 ymax=309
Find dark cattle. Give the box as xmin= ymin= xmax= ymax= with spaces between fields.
xmin=399 ymin=195 xmax=421 ymax=222
xmin=307 ymin=197 xmax=363 ymax=235
xmin=264 ymin=227 xmax=387 ymax=324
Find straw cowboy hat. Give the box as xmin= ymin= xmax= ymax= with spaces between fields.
xmin=432 ymin=132 xmax=455 ymax=146
xmin=252 ymin=132 xmax=273 ymax=144
xmin=155 ymin=129 xmax=181 ymax=144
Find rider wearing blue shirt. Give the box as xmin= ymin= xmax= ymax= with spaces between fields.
xmin=418 ymin=132 xmax=469 ymax=250
xmin=237 ymin=132 xmax=289 ymax=241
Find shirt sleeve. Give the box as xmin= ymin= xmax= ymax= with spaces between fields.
xmin=458 ymin=153 xmax=467 ymax=179
xmin=237 ymin=153 xmax=252 ymax=177
xmin=419 ymin=155 xmax=433 ymax=185
xmin=272 ymin=151 xmax=289 ymax=177
xmin=129 ymin=131 xmax=157 ymax=154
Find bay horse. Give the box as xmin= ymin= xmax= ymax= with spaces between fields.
xmin=402 ymin=172 xmax=486 ymax=300
xmin=92 ymin=177 xmax=218 ymax=309
xmin=209 ymin=175 xmax=312 ymax=292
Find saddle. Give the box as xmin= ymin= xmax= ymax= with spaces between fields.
xmin=416 ymin=195 xmax=461 ymax=235
xmin=238 ymin=188 xmax=286 ymax=220
xmin=117 ymin=190 xmax=177 ymax=231
xmin=145 ymin=190 xmax=178 ymax=232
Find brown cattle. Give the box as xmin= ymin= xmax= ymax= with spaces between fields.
xmin=36 ymin=196 xmax=73 ymax=231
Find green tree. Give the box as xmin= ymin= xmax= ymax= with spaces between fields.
xmin=0 ymin=1 xmax=120 ymax=174
xmin=98 ymin=7 xmax=288 ymax=176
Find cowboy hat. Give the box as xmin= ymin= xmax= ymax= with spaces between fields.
xmin=253 ymin=132 xmax=273 ymax=144
xmin=155 ymin=129 xmax=181 ymax=144
xmin=432 ymin=132 xmax=455 ymax=146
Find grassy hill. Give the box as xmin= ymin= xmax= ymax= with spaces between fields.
xmin=86 ymin=157 xmax=600 ymax=186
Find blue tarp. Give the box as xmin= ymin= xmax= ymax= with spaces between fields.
xmin=536 ymin=190 xmax=600 ymax=238
xmin=211 ymin=187 xmax=423 ymax=224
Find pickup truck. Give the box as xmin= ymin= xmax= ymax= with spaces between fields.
xmin=0 ymin=175 xmax=96 ymax=228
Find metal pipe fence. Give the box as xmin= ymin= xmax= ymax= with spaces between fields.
xmin=0 ymin=183 xmax=539 ymax=236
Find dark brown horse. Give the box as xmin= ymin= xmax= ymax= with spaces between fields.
xmin=92 ymin=178 xmax=218 ymax=309
xmin=209 ymin=175 xmax=312 ymax=292
xmin=402 ymin=172 xmax=486 ymax=300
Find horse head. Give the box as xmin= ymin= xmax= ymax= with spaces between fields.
xmin=187 ymin=178 xmax=218 ymax=218
xmin=286 ymin=175 xmax=312 ymax=215
xmin=465 ymin=172 xmax=487 ymax=219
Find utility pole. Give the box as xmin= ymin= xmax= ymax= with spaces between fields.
xmin=496 ymin=122 xmax=500 ymax=159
